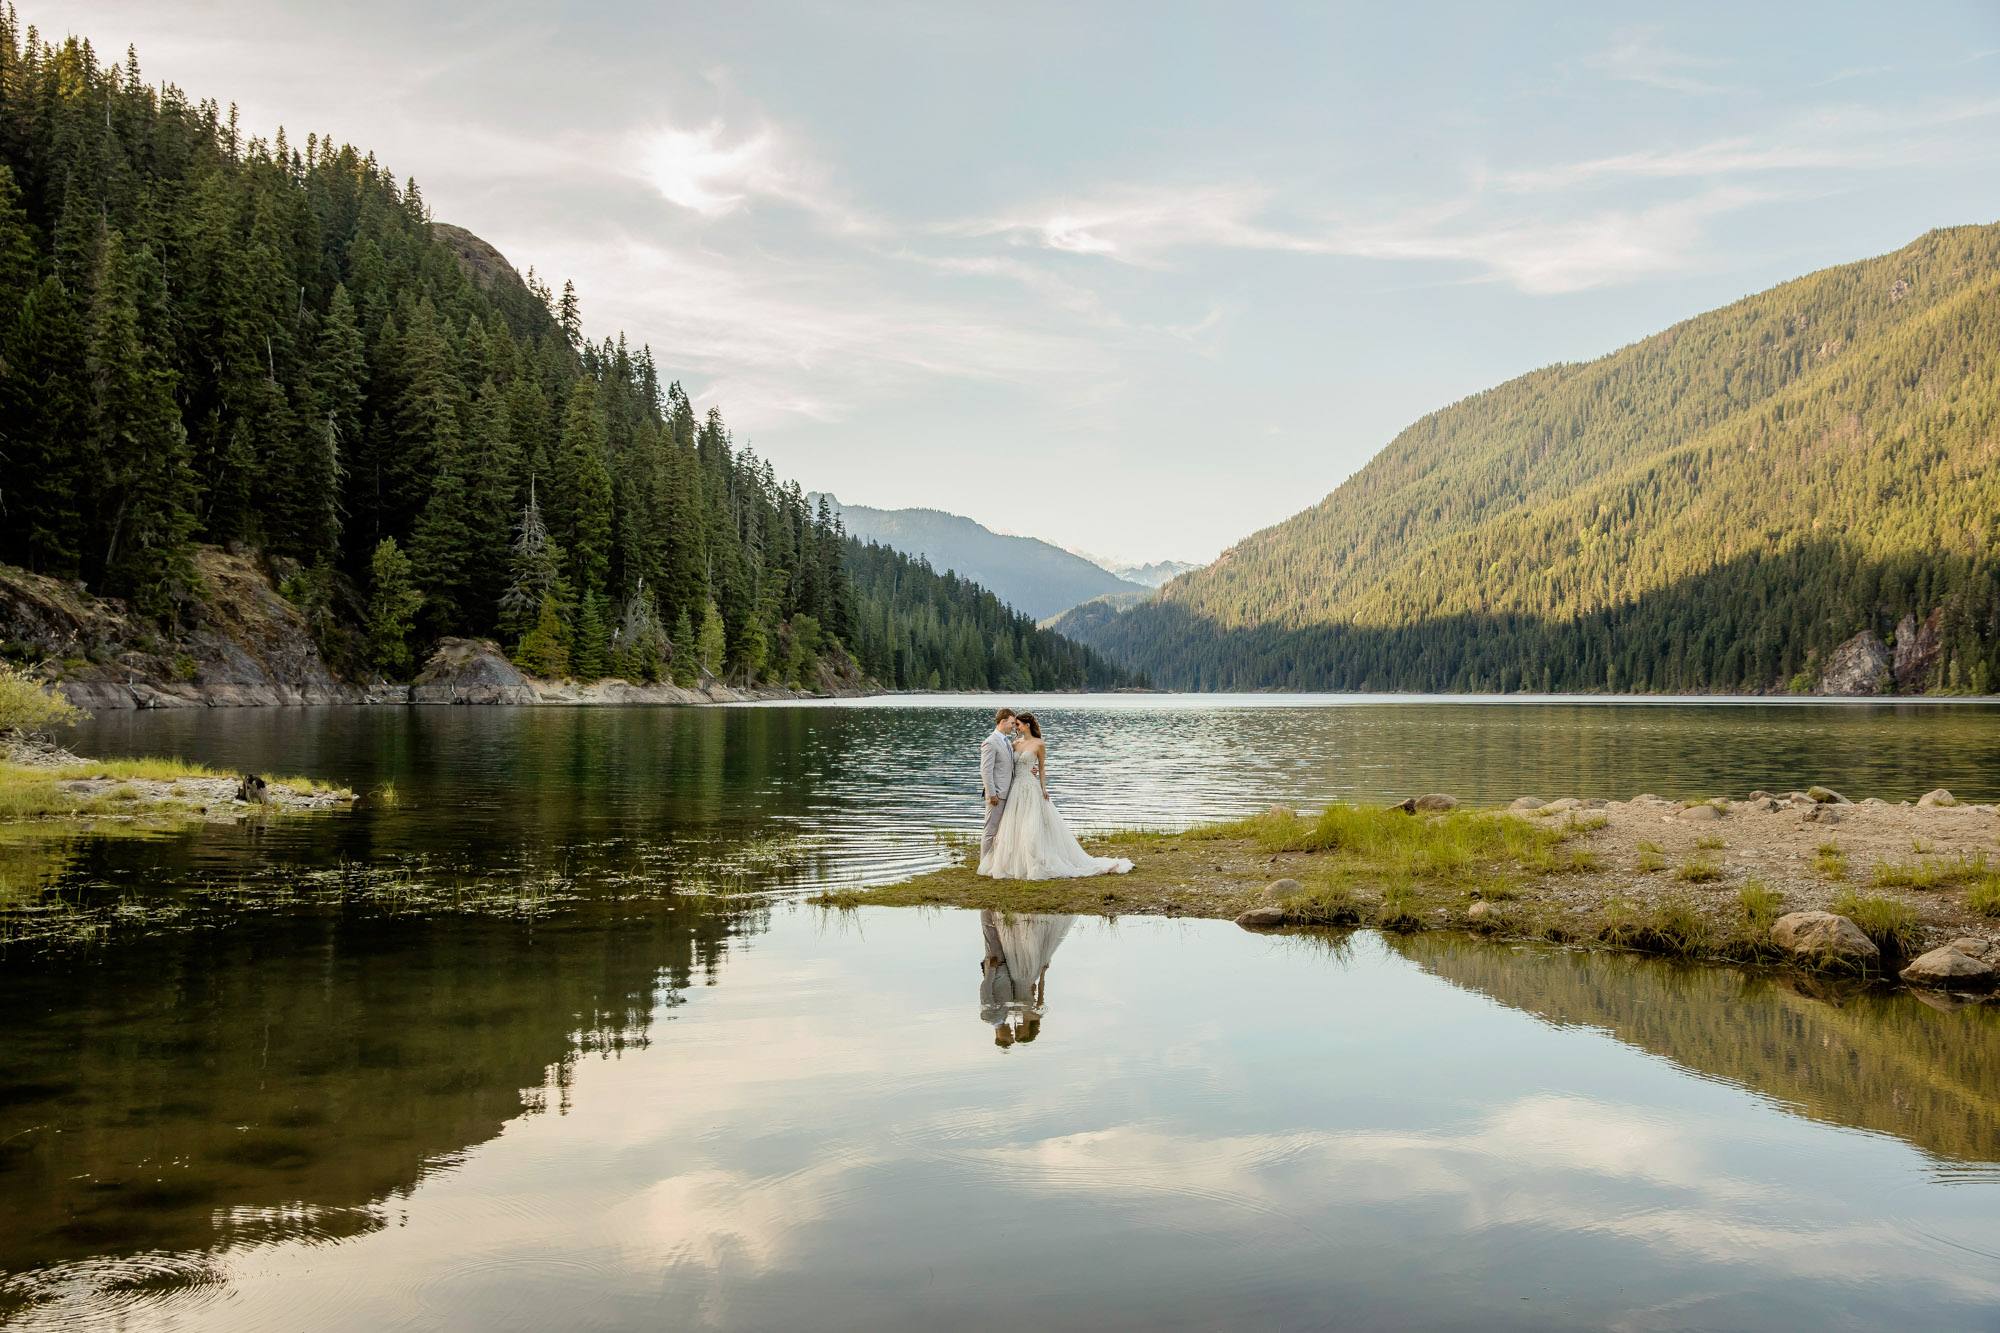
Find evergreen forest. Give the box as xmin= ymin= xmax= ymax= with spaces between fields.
xmin=1057 ymin=223 xmax=2000 ymax=695
xmin=0 ymin=20 xmax=1129 ymax=694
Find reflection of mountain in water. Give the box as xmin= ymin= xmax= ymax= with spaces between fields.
xmin=0 ymin=900 xmax=754 ymax=1297
xmin=1394 ymin=934 xmax=2000 ymax=1167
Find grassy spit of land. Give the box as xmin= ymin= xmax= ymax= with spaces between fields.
xmin=836 ymin=794 xmax=2000 ymax=967
xmin=0 ymin=740 xmax=354 ymax=828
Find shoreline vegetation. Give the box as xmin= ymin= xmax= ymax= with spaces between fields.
xmin=833 ymin=792 xmax=2000 ymax=990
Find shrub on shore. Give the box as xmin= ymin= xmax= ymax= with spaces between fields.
xmin=0 ymin=665 xmax=82 ymax=736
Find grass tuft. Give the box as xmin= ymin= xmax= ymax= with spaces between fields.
xmin=1969 ymin=872 xmax=2000 ymax=918
xmin=1830 ymin=888 xmax=1922 ymax=957
xmin=1674 ymin=854 xmax=1723 ymax=884
xmin=1813 ymin=841 xmax=1847 ymax=880
xmin=1871 ymin=851 xmax=1988 ymax=891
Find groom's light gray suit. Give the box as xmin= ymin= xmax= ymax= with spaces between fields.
xmin=980 ymin=728 xmax=1015 ymax=859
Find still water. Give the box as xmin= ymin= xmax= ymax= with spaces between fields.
xmin=4 ymin=696 xmax=1999 ymax=1328
xmin=47 ymin=694 xmax=2000 ymax=898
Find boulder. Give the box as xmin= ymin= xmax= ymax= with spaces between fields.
xmin=1917 ymin=788 xmax=1957 ymax=808
xmin=1632 ymin=793 xmax=1665 ymax=804
xmin=411 ymin=638 xmax=540 ymax=705
xmin=1413 ymin=793 xmax=1458 ymax=812
xmin=1948 ymin=938 xmax=1992 ymax=959
xmin=1508 ymin=796 xmax=1545 ymax=812
xmin=1892 ymin=608 xmax=1944 ymax=693
xmin=1771 ymin=911 xmax=1880 ymax=965
xmin=1541 ymin=798 xmax=1584 ymax=814
xmin=1583 ymin=798 xmax=1610 ymax=809
xmin=1262 ymin=878 xmax=1303 ymax=900
xmin=1235 ymin=905 xmax=1287 ymax=929
xmin=1899 ymin=946 xmax=1998 ymax=990
xmin=1861 ymin=797 xmax=1890 ymax=807
xmin=1467 ymin=900 xmax=1502 ymax=928
xmin=1814 ymin=632 xmax=1891 ymax=696
xmin=1747 ymin=798 xmax=1782 ymax=812
xmin=1678 ymin=804 xmax=1722 ymax=822
xmin=1747 ymin=790 xmax=1778 ymax=802
xmin=1801 ymin=805 xmax=1842 ymax=824
xmin=1807 ymin=786 xmax=1851 ymax=805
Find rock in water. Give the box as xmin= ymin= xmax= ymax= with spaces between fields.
xmin=1917 ymin=788 xmax=1957 ymax=807
xmin=1413 ymin=793 xmax=1457 ymax=812
xmin=1771 ymin=911 xmax=1880 ymax=965
xmin=1508 ymin=796 xmax=1545 ymax=812
xmin=1235 ymin=905 xmax=1287 ymax=929
xmin=1262 ymin=878 xmax=1303 ymax=900
xmin=411 ymin=638 xmax=540 ymax=705
xmin=1814 ymin=632 xmax=1890 ymax=696
xmin=1900 ymin=946 xmax=1998 ymax=990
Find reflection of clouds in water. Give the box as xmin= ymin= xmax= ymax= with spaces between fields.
xmin=967 ymin=1095 xmax=2000 ymax=1301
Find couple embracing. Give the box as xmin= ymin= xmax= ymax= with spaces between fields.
xmin=977 ymin=708 xmax=1134 ymax=880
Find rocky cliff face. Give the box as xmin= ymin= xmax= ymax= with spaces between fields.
xmin=0 ymin=548 xmax=367 ymax=710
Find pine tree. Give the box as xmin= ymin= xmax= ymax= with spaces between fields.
xmin=573 ymin=589 xmax=608 ymax=679
xmin=0 ymin=278 xmax=91 ymax=573
xmin=514 ymin=595 xmax=569 ymax=678
xmin=694 ymin=598 xmax=727 ymax=680
xmin=365 ymin=536 xmax=423 ymax=674
xmin=671 ymin=608 xmax=696 ymax=686
xmin=86 ymin=227 xmax=197 ymax=622
xmin=554 ymin=379 xmax=613 ymax=600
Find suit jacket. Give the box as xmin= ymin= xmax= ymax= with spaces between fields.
xmin=981 ymin=730 xmax=1015 ymax=802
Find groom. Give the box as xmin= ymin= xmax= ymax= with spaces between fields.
xmin=980 ymin=708 xmax=1019 ymax=860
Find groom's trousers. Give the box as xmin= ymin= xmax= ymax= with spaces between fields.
xmin=982 ymin=797 xmax=1007 ymax=860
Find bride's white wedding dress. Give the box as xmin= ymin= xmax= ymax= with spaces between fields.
xmin=978 ymin=746 xmax=1134 ymax=880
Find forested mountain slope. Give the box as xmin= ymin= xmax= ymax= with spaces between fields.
xmin=0 ymin=24 xmax=1128 ymax=694
xmin=818 ymin=497 xmax=1144 ymax=620
xmin=1056 ymin=223 xmax=2000 ymax=694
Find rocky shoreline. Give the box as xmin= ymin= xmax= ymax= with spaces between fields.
xmin=1 ymin=551 xmax=867 ymax=712
xmin=845 ymin=788 xmax=2000 ymax=996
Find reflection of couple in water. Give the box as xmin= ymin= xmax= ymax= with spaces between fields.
xmin=979 ymin=909 xmax=1076 ymax=1048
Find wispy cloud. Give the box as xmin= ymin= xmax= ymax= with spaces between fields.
xmin=1583 ymin=25 xmax=1736 ymax=95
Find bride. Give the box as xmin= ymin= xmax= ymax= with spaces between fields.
xmin=978 ymin=712 xmax=1134 ymax=880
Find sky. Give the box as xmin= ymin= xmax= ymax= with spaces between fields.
xmin=46 ymin=1 xmax=2000 ymax=565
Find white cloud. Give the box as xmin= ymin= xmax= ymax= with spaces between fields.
xmin=639 ymin=121 xmax=783 ymax=215
xmin=1584 ymin=25 xmax=1736 ymax=95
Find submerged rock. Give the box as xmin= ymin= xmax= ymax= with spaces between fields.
xmin=1235 ymin=905 xmax=1287 ymax=929
xmin=1814 ymin=631 xmax=1891 ymax=696
xmin=1771 ymin=911 xmax=1880 ymax=965
xmin=1917 ymin=788 xmax=1958 ymax=808
xmin=1900 ymin=946 xmax=1998 ymax=990
xmin=411 ymin=638 xmax=540 ymax=705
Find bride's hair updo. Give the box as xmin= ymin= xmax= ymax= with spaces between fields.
xmin=1014 ymin=712 xmax=1042 ymax=739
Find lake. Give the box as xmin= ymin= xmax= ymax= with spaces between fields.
xmin=5 ymin=695 xmax=2000 ymax=1329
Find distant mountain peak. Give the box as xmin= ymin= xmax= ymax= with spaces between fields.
xmin=815 ymin=497 xmax=1150 ymax=621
